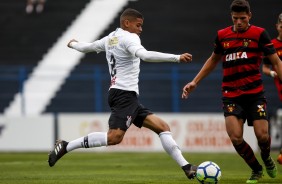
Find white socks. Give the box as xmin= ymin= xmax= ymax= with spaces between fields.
xmin=65 ymin=131 xmax=188 ymax=168
xmin=66 ymin=132 xmax=107 ymax=152
xmin=159 ymin=131 xmax=189 ymax=167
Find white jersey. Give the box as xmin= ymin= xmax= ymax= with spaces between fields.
xmin=70 ymin=28 xmax=181 ymax=94
xmin=103 ymin=28 xmax=144 ymax=94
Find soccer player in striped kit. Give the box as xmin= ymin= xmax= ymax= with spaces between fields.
xmin=182 ymin=0 xmax=282 ymax=183
xmin=48 ymin=8 xmax=198 ymax=180
xmin=262 ymin=13 xmax=282 ymax=165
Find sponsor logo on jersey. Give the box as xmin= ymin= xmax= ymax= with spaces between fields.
xmin=243 ymin=39 xmax=251 ymax=47
xmin=109 ymin=37 xmax=118 ymax=46
xmin=223 ymin=42 xmax=230 ymax=48
xmin=225 ymin=52 xmax=248 ymax=61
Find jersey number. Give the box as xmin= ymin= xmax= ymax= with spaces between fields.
xmin=110 ymin=55 xmax=116 ymax=77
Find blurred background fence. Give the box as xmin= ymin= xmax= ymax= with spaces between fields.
xmin=0 ymin=64 xmax=279 ymax=114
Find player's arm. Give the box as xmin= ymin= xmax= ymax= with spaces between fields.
xmin=262 ymin=63 xmax=277 ymax=78
xmin=135 ymin=48 xmax=192 ymax=63
xmin=260 ymin=30 xmax=280 ymax=79
xmin=126 ymin=33 xmax=192 ymax=63
xmin=67 ymin=38 xmax=106 ymax=53
xmin=267 ymin=53 xmax=282 ymax=80
xmin=182 ymin=52 xmax=221 ymax=99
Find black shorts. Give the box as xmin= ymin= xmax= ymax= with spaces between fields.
xmin=222 ymin=92 xmax=268 ymax=126
xmin=108 ymin=88 xmax=153 ymax=131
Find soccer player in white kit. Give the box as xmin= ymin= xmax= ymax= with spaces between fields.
xmin=48 ymin=8 xmax=197 ymax=180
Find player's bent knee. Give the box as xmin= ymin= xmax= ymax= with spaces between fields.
xmin=154 ymin=122 xmax=170 ymax=134
xmin=107 ymin=129 xmax=125 ymax=145
xmin=256 ymin=134 xmax=270 ymax=143
xmin=107 ymin=135 xmax=124 ymax=145
xmin=230 ymin=136 xmax=243 ymax=145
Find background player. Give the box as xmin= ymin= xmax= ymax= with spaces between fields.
xmin=182 ymin=0 xmax=282 ymax=183
xmin=262 ymin=13 xmax=282 ymax=164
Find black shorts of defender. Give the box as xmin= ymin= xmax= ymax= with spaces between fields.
xmin=108 ymin=88 xmax=153 ymax=131
xmin=222 ymin=92 xmax=268 ymax=126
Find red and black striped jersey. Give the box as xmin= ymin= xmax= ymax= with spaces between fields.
xmin=214 ymin=25 xmax=276 ymax=98
xmin=272 ymin=38 xmax=282 ymax=58
xmin=264 ymin=38 xmax=282 ymax=101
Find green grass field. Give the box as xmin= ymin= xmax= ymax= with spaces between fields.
xmin=0 ymin=152 xmax=281 ymax=184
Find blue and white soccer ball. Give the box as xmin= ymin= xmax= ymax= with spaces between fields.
xmin=196 ymin=161 xmax=221 ymax=184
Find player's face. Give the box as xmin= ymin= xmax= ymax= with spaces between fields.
xmin=126 ymin=18 xmax=143 ymax=36
xmin=231 ymin=12 xmax=251 ymax=32
xmin=276 ymin=22 xmax=282 ymax=38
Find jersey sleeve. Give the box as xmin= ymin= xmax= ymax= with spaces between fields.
xmin=124 ymin=33 xmax=179 ymax=62
xmin=71 ymin=36 xmax=107 ymax=53
xmin=136 ymin=48 xmax=180 ymax=62
xmin=259 ymin=30 xmax=276 ymax=56
xmin=213 ymin=35 xmax=223 ymax=54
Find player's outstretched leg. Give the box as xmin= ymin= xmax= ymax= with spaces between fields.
xmin=48 ymin=140 xmax=69 ymax=167
xmin=182 ymin=164 xmax=198 ymax=179
xmin=159 ymin=131 xmax=197 ymax=180
xmin=246 ymin=169 xmax=263 ymax=184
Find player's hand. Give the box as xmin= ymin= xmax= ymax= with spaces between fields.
xmin=182 ymin=81 xmax=197 ymax=99
xmin=67 ymin=39 xmax=78 ymax=48
xmin=179 ymin=53 xmax=192 ymax=63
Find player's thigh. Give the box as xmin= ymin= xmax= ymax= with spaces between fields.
xmin=225 ymin=116 xmax=244 ymax=143
xmin=143 ymin=114 xmax=170 ymax=134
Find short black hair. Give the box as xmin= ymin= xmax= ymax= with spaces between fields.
xmin=120 ymin=8 xmax=144 ymax=23
xmin=230 ymin=0 xmax=250 ymax=13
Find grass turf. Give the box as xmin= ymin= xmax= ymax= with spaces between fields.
xmin=0 ymin=152 xmax=281 ymax=184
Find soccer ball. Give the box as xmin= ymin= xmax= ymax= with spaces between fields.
xmin=196 ymin=161 xmax=221 ymax=184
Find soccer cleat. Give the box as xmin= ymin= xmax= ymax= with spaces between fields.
xmin=48 ymin=140 xmax=68 ymax=167
xmin=182 ymin=164 xmax=198 ymax=179
xmin=246 ymin=170 xmax=263 ymax=183
xmin=262 ymin=156 xmax=277 ymax=178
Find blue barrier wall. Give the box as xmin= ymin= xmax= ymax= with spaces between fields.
xmin=0 ymin=64 xmax=279 ymax=114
